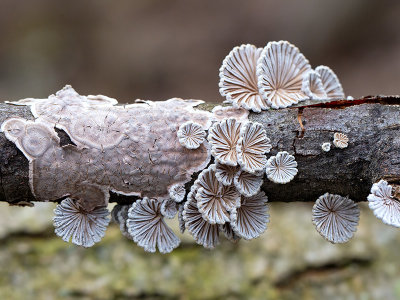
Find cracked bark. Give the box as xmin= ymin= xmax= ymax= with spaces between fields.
xmin=0 ymin=96 xmax=399 ymax=206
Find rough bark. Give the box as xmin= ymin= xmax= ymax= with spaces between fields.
xmin=1 ymin=96 xmax=399 ymax=206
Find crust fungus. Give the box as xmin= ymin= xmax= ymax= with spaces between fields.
xmin=315 ymin=65 xmax=345 ymax=99
xmin=219 ymin=44 xmax=268 ymax=112
xmin=312 ymin=193 xmax=360 ymax=244
xmin=368 ymin=180 xmax=400 ymax=227
xmin=53 ymin=198 xmax=110 ymax=247
xmin=161 ymin=199 xmax=178 ymax=219
xmin=177 ymin=121 xmax=206 ymax=149
xmin=168 ymin=184 xmax=186 ymax=203
xmin=233 ymin=170 xmax=263 ymax=197
xmin=126 ymin=198 xmax=180 ymax=253
xmin=301 ymin=71 xmax=327 ymax=100
xmin=321 ymin=142 xmax=331 ymax=152
xmin=257 ymin=41 xmax=311 ymax=109
xmin=230 ymin=191 xmax=269 ymax=240
xmin=194 ymin=164 xmax=241 ymax=224
xmin=237 ymin=122 xmax=272 ymax=173
xmin=265 ymin=151 xmax=298 ymax=184
xmin=208 ymin=118 xmax=243 ymax=166
xmin=333 ymin=132 xmax=349 ymax=149
xmin=183 ymin=188 xmax=220 ymax=249
xmin=215 ymin=163 xmax=240 ymax=186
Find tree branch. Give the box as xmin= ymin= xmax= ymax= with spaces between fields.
xmin=1 ymin=96 xmax=400 ymax=206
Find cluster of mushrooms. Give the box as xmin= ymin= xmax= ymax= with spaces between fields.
xmin=50 ymin=40 xmax=399 ymax=252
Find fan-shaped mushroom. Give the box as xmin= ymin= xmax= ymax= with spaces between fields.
xmin=315 ymin=65 xmax=345 ymax=99
xmin=177 ymin=121 xmax=206 ymax=149
xmin=265 ymin=151 xmax=298 ymax=184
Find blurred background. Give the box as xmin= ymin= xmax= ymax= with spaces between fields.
xmin=1 ymin=0 xmax=400 ymax=299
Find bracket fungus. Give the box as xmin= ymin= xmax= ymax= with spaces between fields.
xmin=237 ymin=122 xmax=272 ymax=173
xmin=256 ymin=40 xmax=311 ymax=109
xmin=111 ymin=204 xmax=132 ymax=239
xmin=230 ymin=191 xmax=269 ymax=240
xmin=333 ymin=132 xmax=349 ymax=149
xmin=301 ymin=70 xmax=327 ymax=100
xmin=208 ymin=118 xmax=243 ymax=166
xmin=315 ymin=65 xmax=345 ymax=99
xmin=233 ymin=170 xmax=263 ymax=197
xmin=312 ymin=193 xmax=360 ymax=244
xmin=220 ymin=222 xmax=241 ymax=243
xmin=219 ymin=44 xmax=267 ymax=112
xmin=265 ymin=151 xmax=298 ymax=184
xmin=126 ymin=198 xmax=180 ymax=254
xmin=368 ymin=180 xmax=400 ymax=228
xmin=215 ymin=163 xmax=240 ymax=186
xmin=168 ymin=184 xmax=186 ymax=203
xmin=161 ymin=199 xmax=178 ymax=219
xmin=177 ymin=121 xmax=206 ymax=149
xmin=53 ymin=198 xmax=110 ymax=248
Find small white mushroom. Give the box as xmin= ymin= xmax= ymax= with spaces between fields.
xmin=168 ymin=184 xmax=186 ymax=203
xmin=178 ymin=204 xmax=186 ymax=234
xmin=234 ymin=170 xmax=263 ymax=197
xmin=368 ymin=180 xmax=400 ymax=227
xmin=321 ymin=142 xmax=331 ymax=152
xmin=301 ymin=71 xmax=327 ymax=100
xmin=183 ymin=188 xmax=220 ymax=249
xmin=333 ymin=132 xmax=349 ymax=149
xmin=215 ymin=163 xmax=240 ymax=186
xmin=265 ymin=151 xmax=298 ymax=184
xmin=219 ymin=222 xmax=240 ymax=242
xmin=219 ymin=44 xmax=268 ymax=112
xmin=161 ymin=199 xmax=178 ymax=219
xmin=237 ymin=122 xmax=272 ymax=173
xmin=177 ymin=121 xmax=206 ymax=149
xmin=315 ymin=65 xmax=345 ymax=99
xmin=257 ymin=41 xmax=311 ymax=109
xmin=195 ymin=164 xmax=241 ymax=224
xmin=208 ymin=118 xmax=243 ymax=166
xmin=126 ymin=198 xmax=180 ymax=253
xmin=312 ymin=193 xmax=360 ymax=244
xmin=53 ymin=198 xmax=110 ymax=248
xmin=230 ymin=191 xmax=269 ymax=240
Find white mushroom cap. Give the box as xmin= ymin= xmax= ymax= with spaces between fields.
xmin=234 ymin=170 xmax=263 ymax=197
xmin=265 ymin=151 xmax=298 ymax=184
xmin=315 ymin=65 xmax=345 ymax=99
xmin=230 ymin=191 xmax=269 ymax=240
xmin=219 ymin=44 xmax=268 ymax=112
xmin=215 ymin=163 xmax=240 ymax=186
xmin=257 ymin=41 xmax=311 ymax=109
xmin=183 ymin=188 xmax=220 ymax=249
xmin=321 ymin=142 xmax=331 ymax=152
xmin=161 ymin=199 xmax=178 ymax=219
xmin=177 ymin=121 xmax=206 ymax=149
xmin=237 ymin=122 xmax=272 ymax=173
xmin=208 ymin=118 xmax=244 ymax=166
xmin=53 ymin=198 xmax=110 ymax=248
xmin=333 ymin=132 xmax=349 ymax=149
xmin=312 ymin=193 xmax=360 ymax=244
xmin=368 ymin=180 xmax=400 ymax=227
xmin=126 ymin=198 xmax=180 ymax=253
xmin=168 ymin=184 xmax=186 ymax=203
xmin=178 ymin=204 xmax=186 ymax=234
xmin=194 ymin=164 xmax=241 ymax=224
xmin=301 ymin=70 xmax=327 ymax=100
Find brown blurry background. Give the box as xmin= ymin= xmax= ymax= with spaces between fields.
xmin=1 ymin=1 xmax=400 ymax=299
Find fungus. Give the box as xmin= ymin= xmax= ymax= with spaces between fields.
xmin=208 ymin=118 xmax=243 ymax=166
xmin=126 ymin=198 xmax=180 ymax=253
xmin=301 ymin=71 xmax=327 ymax=100
xmin=237 ymin=122 xmax=272 ymax=173
xmin=111 ymin=204 xmax=132 ymax=239
xmin=215 ymin=163 xmax=240 ymax=186
xmin=53 ymin=198 xmax=110 ymax=247
xmin=321 ymin=142 xmax=331 ymax=152
xmin=161 ymin=199 xmax=178 ymax=219
xmin=211 ymin=105 xmax=250 ymax=123
xmin=219 ymin=223 xmax=240 ymax=242
xmin=182 ymin=188 xmax=220 ymax=249
xmin=230 ymin=191 xmax=269 ymax=240
xmin=178 ymin=204 xmax=186 ymax=234
xmin=257 ymin=41 xmax=311 ymax=109
xmin=312 ymin=193 xmax=360 ymax=244
xmin=368 ymin=180 xmax=400 ymax=227
xmin=333 ymin=132 xmax=349 ymax=149
xmin=169 ymin=184 xmax=186 ymax=203
xmin=315 ymin=65 xmax=345 ymax=99
xmin=265 ymin=151 xmax=298 ymax=184
xmin=219 ymin=44 xmax=268 ymax=112
xmin=195 ymin=164 xmax=241 ymax=224
xmin=234 ymin=170 xmax=263 ymax=197
xmin=177 ymin=121 xmax=206 ymax=149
